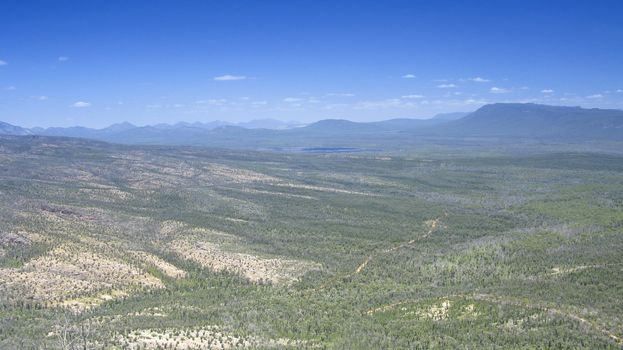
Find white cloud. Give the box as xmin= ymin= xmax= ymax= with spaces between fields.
xmin=402 ymin=74 xmax=416 ymax=79
xmin=490 ymin=87 xmax=510 ymax=94
xmin=71 ymin=101 xmax=91 ymax=107
xmin=401 ymin=94 xmax=424 ymax=99
xmin=326 ymin=92 xmax=355 ymax=97
xmin=146 ymin=104 xmax=161 ymax=109
xmin=617 ymin=89 xmax=623 ymax=93
xmin=196 ymin=99 xmax=227 ymax=105
xmin=471 ymin=77 xmax=490 ymax=83
xmin=541 ymin=89 xmax=554 ymax=93
xmin=464 ymin=98 xmax=488 ymax=105
xmin=5 ymin=86 xmax=16 ymax=91
xmin=437 ymin=83 xmax=457 ymax=88
xmin=58 ymin=56 xmax=69 ymax=62
xmin=354 ymin=98 xmax=406 ymax=110
xmin=283 ymin=97 xmax=302 ymax=102
xmin=321 ymin=103 xmax=346 ymax=110
xmin=37 ymin=96 xmax=48 ymax=101
xmin=586 ymin=94 xmax=603 ymax=99
xmin=213 ymin=74 xmax=246 ymax=81
xmin=0 ymin=60 xmax=7 ymax=66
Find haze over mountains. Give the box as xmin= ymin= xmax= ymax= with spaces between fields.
xmin=2 ymin=103 xmax=623 ymax=149
xmin=437 ymin=104 xmax=623 ymax=139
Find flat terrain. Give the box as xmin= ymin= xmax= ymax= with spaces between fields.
xmin=1 ymin=135 xmax=622 ymax=349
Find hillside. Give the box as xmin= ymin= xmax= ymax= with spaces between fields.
xmin=1 ymin=135 xmax=622 ymax=348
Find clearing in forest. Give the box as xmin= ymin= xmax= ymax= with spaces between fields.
xmin=169 ymin=239 xmax=320 ymax=284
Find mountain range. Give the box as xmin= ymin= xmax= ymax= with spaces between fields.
xmin=435 ymin=103 xmax=623 ymax=139
xmin=1 ymin=103 xmax=622 ymax=149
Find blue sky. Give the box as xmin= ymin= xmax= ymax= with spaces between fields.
xmin=1 ymin=0 xmax=622 ymax=128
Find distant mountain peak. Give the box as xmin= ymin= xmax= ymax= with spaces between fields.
xmin=441 ymin=103 xmax=623 ymax=139
xmin=0 ymin=121 xmax=32 ymax=135
xmin=103 ymin=122 xmax=137 ymax=132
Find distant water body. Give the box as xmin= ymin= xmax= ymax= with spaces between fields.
xmin=260 ymin=147 xmax=382 ymax=153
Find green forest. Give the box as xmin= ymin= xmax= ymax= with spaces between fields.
xmin=1 ymin=136 xmax=622 ymax=349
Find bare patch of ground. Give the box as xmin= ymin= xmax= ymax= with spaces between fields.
xmin=159 ymin=220 xmax=188 ymax=236
xmin=169 ymin=239 xmax=319 ymax=285
xmin=129 ymin=250 xmax=187 ymax=278
xmin=116 ymin=326 xmax=304 ymax=349
xmin=129 ymin=307 xmax=169 ymax=318
xmin=315 ymin=172 xmax=401 ymax=188
xmin=159 ymin=221 xmax=241 ymax=243
xmin=386 ymin=299 xmax=454 ymax=321
xmin=203 ymin=163 xmax=281 ymax=184
xmin=221 ymin=216 xmax=251 ymax=223
xmin=0 ymin=244 xmax=163 ymax=311
xmin=276 ymin=183 xmax=379 ymax=196
xmin=239 ymin=187 xmax=318 ymax=200
xmin=548 ymin=263 xmax=623 ymax=276
xmin=58 ymin=289 xmax=129 ymax=312
xmin=417 ymin=300 xmax=452 ymax=321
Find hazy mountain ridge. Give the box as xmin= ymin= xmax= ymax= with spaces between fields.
xmin=2 ymin=104 xmax=622 ymax=147
xmin=434 ymin=103 xmax=623 ymax=139
xmin=0 ymin=121 xmax=32 ymax=135
xmin=305 ymin=118 xmax=446 ymax=132
xmin=431 ymin=112 xmax=470 ymax=121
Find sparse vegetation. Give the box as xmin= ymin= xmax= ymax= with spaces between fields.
xmin=1 ymin=135 xmax=622 ymax=349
